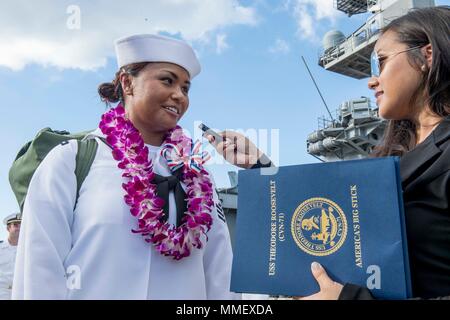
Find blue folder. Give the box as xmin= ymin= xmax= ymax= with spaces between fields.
xmin=231 ymin=157 xmax=412 ymax=299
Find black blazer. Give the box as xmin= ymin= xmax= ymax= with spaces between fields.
xmin=340 ymin=116 xmax=450 ymax=300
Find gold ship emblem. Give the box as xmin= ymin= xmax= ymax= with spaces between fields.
xmin=301 ymin=206 xmax=339 ymax=246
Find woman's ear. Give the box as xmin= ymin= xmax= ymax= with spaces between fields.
xmin=422 ymin=44 xmax=433 ymax=69
xmin=119 ymin=72 xmax=133 ymax=96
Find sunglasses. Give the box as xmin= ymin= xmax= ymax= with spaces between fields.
xmin=370 ymin=46 xmax=423 ymax=77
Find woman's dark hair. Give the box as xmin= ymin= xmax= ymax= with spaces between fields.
xmin=98 ymin=62 xmax=150 ymax=103
xmin=372 ymin=6 xmax=450 ymax=157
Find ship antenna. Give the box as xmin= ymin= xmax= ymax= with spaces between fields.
xmin=301 ymin=55 xmax=335 ymax=123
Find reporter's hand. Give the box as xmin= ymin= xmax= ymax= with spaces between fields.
xmin=295 ymin=262 xmax=343 ymax=300
xmin=204 ymin=130 xmax=263 ymax=169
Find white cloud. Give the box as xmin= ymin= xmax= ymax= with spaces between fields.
xmin=268 ymin=38 xmax=290 ymax=54
xmin=216 ymin=34 xmax=230 ymax=54
xmin=0 ymin=0 xmax=258 ymax=71
xmin=286 ymin=0 xmax=342 ymax=41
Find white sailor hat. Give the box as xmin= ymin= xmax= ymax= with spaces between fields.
xmin=114 ymin=34 xmax=201 ymax=79
xmin=3 ymin=213 xmax=22 ymax=226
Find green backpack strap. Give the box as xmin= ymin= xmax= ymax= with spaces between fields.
xmin=74 ymin=138 xmax=98 ymax=210
xmin=9 ymin=128 xmax=106 ymax=212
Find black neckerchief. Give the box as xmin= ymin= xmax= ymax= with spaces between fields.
xmin=97 ymin=136 xmax=187 ymax=227
xmin=152 ymin=170 xmax=187 ymax=227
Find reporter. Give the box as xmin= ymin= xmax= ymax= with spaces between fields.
xmin=208 ymin=6 xmax=450 ymax=300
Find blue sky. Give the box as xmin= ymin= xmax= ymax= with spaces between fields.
xmin=1 ymin=0 xmax=447 ymax=240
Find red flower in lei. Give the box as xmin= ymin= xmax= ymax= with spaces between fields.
xmin=99 ymin=104 xmax=214 ymax=260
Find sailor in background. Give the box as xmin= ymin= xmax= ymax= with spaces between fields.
xmin=0 ymin=213 xmax=21 ymax=300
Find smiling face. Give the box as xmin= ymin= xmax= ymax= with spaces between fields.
xmin=368 ymin=30 xmax=425 ymax=120
xmin=122 ymin=62 xmax=191 ymax=143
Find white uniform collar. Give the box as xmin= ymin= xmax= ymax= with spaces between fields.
xmin=0 ymin=240 xmax=14 ymax=249
xmin=83 ymin=128 xmax=105 ymax=141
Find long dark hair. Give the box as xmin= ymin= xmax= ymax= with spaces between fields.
xmin=98 ymin=62 xmax=150 ymax=103
xmin=372 ymin=6 xmax=450 ymax=157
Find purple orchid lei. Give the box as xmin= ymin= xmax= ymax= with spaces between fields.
xmin=99 ymin=104 xmax=214 ymax=260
